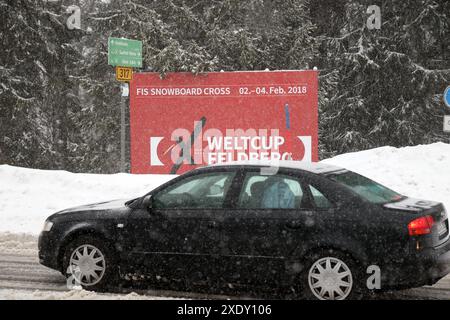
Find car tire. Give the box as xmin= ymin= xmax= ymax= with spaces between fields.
xmin=62 ymin=235 xmax=119 ymax=292
xmin=299 ymin=249 xmax=364 ymax=300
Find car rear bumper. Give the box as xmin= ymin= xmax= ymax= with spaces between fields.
xmin=381 ymin=237 xmax=450 ymax=289
xmin=429 ymin=240 xmax=450 ymax=280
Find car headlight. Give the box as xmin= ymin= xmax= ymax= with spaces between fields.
xmin=42 ymin=221 xmax=54 ymax=232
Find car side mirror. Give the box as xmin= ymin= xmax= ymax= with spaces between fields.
xmin=142 ymin=195 xmax=153 ymax=211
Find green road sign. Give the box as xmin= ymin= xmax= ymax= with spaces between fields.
xmin=108 ymin=37 xmax=142 ymax=68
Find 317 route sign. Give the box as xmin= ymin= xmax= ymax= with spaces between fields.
xmin=116 ymin=66 xmax=133 ymax=82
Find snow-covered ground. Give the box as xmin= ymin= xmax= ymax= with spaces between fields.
xmin=0 ymin=142 xmax=449 ymax=236
xmin=0 ymin=232 xmax=37 ymax=255
xmin=0 ymin=166 xmax=174 ymax=235
xmin=0 ymin=289 xmax=173 ymax=300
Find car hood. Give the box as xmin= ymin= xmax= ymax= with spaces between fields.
xmin=383 ymin=197 xmax=441 ymax=212
xmin=54 ymin=199 xmax=129 ymax=215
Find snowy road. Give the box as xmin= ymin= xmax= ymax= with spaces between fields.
xmin=0 ymin=253 xmax=66 ymax=292
xmin=0 ymin=249 xmax=449 ymax=300
xmin=0 ymin=251 xmax=233 ymax=300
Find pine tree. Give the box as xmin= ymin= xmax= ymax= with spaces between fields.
xmin=0 ymin=0 xmax=82 ymax=169
xmin=314 ymin=0 xmax=449 ymax=157
xmin=1 ymin=0 xmax=448 ymax=171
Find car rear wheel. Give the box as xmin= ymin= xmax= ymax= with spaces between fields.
xmin=301 ymin=249 xmax=362 ymax=300
xmin=62 ymin=235 xmax=118 ymax=291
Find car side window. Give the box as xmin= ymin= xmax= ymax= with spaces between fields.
xmin=308 ymin=185 xmax=332 ymax=209
xmin=238 ymin=173 xmax=305 ymax=209
xmin=153 ymin=172 xmax=236 ymax=209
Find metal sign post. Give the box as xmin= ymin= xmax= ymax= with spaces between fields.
xmin=108 ymin=37 xmax=143 ymax=172
xmin=120 ymin=83 xmax=129 ymax=172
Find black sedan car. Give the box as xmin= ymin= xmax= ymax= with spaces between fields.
xmin=38 ymin=161 xmax=450 ymax=300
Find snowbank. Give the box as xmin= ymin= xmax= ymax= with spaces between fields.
xmin=322 ymin=142 xmax=450 ymax=211
xmin=0 ymin=142 xmax=449 ymax=236
xmin=0 ymin=232 xmax=37 ymax=255
xmin=0 ymin=166 xmax=174 ymax=235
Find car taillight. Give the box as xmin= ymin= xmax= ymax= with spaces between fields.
xmin=408 ymin=215 xmax=434 ymax=236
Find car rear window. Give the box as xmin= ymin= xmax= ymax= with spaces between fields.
xmin=329 ymin=171 xmax=403 ymax=204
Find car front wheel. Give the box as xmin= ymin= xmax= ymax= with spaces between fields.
xmin=62 ymin=235 xmax=118 ymax=291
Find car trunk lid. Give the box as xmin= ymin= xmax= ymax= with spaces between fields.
xmin=384 ymin=198 xmax=449 ymax=247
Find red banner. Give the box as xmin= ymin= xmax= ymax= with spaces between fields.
xmin=129 ymin=71 xmax=318 ymax=174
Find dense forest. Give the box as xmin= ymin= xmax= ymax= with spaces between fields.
xmin=0 ymin=0 xmax=449 ymax=173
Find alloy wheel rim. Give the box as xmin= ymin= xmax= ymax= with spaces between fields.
xmin=69 ymin=244 xmax=106 ymax=286
xmin=308 ymin=256 xmax=353 ymax=300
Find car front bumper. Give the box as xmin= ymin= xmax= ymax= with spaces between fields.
xmin=38 ymin=230 xmax=61 ymax=271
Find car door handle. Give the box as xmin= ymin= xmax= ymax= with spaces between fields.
xmin=285 ymin=220 xmax=303 ymax=229
xmin=208 ymin=221 xmax=218 ymax=228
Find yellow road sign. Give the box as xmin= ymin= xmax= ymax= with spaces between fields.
xmin=116 ymin=66 xmax=133 ymax=82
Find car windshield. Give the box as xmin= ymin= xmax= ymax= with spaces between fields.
xmin=329 ymin=171 xmax=403 ymax=204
